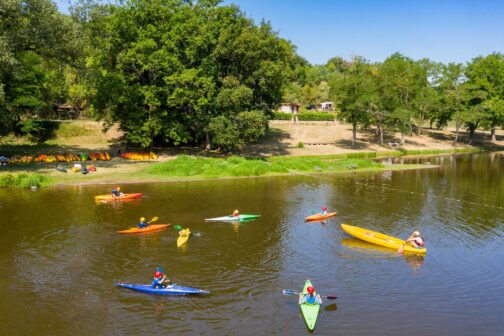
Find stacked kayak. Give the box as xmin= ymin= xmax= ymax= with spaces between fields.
xmin=95 ymin=193 xmax=143 ymax=201
xmin=116 ymin=283 xmax=209 ymax=295
xmin=177 ymin=228 xmax=191 ymax=247
xmin=299 ymin=280 xmax=320 ymax=331
xmin=205 ymin=214 xmax=261 ymax=222
xmin=305 ymin=211 xmax=337 ymax=222
xmin=117 ymin=224 xmax=170 ymax=234
xmin=341 ymin=224 xmax=427 ymax=254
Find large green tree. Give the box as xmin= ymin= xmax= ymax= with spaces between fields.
xmin=464 ymin=53 xmax=504 ymax=142
xmin=84 ymin=0 xmax=296 ymax=148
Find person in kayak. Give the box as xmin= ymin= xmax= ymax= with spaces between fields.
xmin=152 ymin=269 xmax=171 ymax=288
xmin=405 ymin=230 xmax=425 ymax=249
xmin=232 ymin=209 xmax=239 ymax=217
xmin=138 ymin=217 xmax=148 ymax=229
xmin=320 ymin=207 xmax=328 ymax=216
xmin=112 ymin=186 xmax=125 ymax=198
xmin=299 ymin=286 xmax=322 ymax=305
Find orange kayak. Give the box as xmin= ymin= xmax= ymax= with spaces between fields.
xmin=95 ymin=193 xmax=143 ymax=201
xmin=305 ymin=212 xmax=337 ymax=221
xmin=117 ymin=224 xmax=170 ymax=234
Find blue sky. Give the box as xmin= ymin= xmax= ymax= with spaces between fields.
xmin=55 ymin=0 xmax=504 ymax=65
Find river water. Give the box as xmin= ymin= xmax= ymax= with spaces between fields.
xmin=0 ymin=153 xmax=503 ymax=335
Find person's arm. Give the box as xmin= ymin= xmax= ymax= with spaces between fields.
xmin=316 ymin=294 xmax=323 ymax=305
xmin=298 ymin=293 xmax=304 ymax=304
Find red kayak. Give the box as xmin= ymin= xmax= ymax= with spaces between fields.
xmin=305 ymin=212 xmax=337 ymax=222
xmin=95 ymin=193 xmax=143 ymax=201
xmin=117 ymin=224 xmax=170 ymax=234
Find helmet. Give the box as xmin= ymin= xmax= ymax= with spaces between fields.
xmin=140 ymin=217 xmax=146 ymax=222
xmin=233 ymin=209 xmax=239 ymax=213
xmin=413 ymin=230 xmax=421 ymax=237
xmin=307 ymin=286 xmax=315 ymax=294
xmin=154 ymin=271 xmax=163 ymax=278
xmin=322 ymin=207 xmax=328 ymax=211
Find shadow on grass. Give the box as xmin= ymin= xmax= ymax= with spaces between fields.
xmin=243 ymin=128 xmax=291 ymax=157
xmin=333 ymin=138 xmax=372 ymax=150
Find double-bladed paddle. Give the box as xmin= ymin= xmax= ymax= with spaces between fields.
xmin=282 ymin=289 xmax=338 ymax=300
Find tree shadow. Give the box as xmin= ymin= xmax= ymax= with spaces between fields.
xmin=244 ymin=128 xmax=291 ymax=157
xmin=333 ymin=138 xmax=372 ymax=150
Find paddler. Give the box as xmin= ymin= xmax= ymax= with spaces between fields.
xmin=299 ymin=286 xmax=322 ymax=305
xmin=232 ymin=209 xmax=239 ymax=217
xmin=152 ymin=268 xmax=171 ymax=288
xmin=112 ymin=186 xmax=124 ymax=198
xmin=138 ymin=217 xmax=148 ymax=229
xmin=405 ymin=230 xmax=425 ymax=249
xmin=320 ymin=207 xmax=328 ymax=216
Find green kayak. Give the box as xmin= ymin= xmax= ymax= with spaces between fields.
xmin=299 ymin=280 xmax=320 ymax=331
xmin=205 ymin=214 xmax=261 ymax=222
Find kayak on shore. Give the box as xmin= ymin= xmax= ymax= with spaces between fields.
xmin=299 ymin=280 xmax=320 ymax=331
xmin=205 ymin=214 xmax=261 ymax=222
xmin=177 ymin=228 xmax=191 ymax=247
xmin=116 ymin=283 xmax=210 ymax=295
xmin=305 ymin=211 xmax=337 ymax=222
xmin=116 ymin=224 xmax=170 ymax=234
xmin=95 ymin=193 xmax=143 ymax=201
xmin=341 ymin=224 xmax=427 ymax=254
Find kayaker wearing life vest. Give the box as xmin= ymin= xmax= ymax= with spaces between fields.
xmin=152 ymin=268 xmax=171 ymax=288
xmin=232 ymin=209 xmax=239 ymax=217
xmin=112 ymin=186 xmax=124 ymax=198
xmin=320 ymin=207 xmax=328 ymax=216
xmin=406 ymin=230 xmax=425 ymax=249
xmin=299 ymin=286 xmax=322 ymax=305
xmin=138 ymin=217 xmax=148 ymax=229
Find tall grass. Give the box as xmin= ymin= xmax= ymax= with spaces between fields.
xmin=0 ymin=173 xmax=47 ymax=188
xmin=147 ymin=155 xmax=382 ymax=178
xmin=55 ymin=123 xmax=95 ymax=137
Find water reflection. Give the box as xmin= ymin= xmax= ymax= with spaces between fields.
xmin=341 ymin=238 xmax=425 ymax=271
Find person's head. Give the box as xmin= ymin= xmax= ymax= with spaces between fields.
xmin=233 ymin=209 xmax=239 ymax=214
xmin=412 ymin=230 xmax=421 ymax=237
xmin=307 ymin=286 xmax=315 ymax=295
xmin=154 ymin=271 xmax=163 ymax=278
xmin=116 ymin=186 xmax=121 ymax=191
xmin=140 ymin=217 xmax=146 ymax=222
xmin=322 ymin=206 xmax=327 ymax=211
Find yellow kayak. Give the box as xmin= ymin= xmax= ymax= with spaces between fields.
xmin=177 ymin=228 xmax=191 ymax=247
xmin=341 ymin=224 xmax=427 ymax=254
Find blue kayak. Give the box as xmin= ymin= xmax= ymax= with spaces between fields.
xmin=116 ymin=283 xmax=210 ymax=295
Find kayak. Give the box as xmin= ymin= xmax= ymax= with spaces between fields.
xmin=299 ymin=280 xmax=320 ymax=331
xmin=117 ymin=224 xmax=170 ymax=234
xmin=341 ymin=224 xmax=427 ymax=254
xmin=341 ymin=237 xmax=398 ymax=254
xmin=305 ymin=211 xmax=337 ymax=222
xmin=95 ymin=193 xmax=143 ymax=201
xmin=116 ymin=283 xmax=209 ymax=295
xmin=205 ymin=214 xmax=261 ymax=222
xmin=177 ymin=228 xmax=191 ymax=247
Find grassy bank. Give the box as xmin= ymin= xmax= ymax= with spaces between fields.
xmin=147 ymin=155 xmax=383 ymax=178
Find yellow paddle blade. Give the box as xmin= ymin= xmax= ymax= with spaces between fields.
xmin=150 ymin=216 xmax=159 ymax=223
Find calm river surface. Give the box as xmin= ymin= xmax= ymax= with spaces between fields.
xmin=1 ymin=153 xmax=503 ymax=335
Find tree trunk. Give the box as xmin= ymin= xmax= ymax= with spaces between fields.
xmin=352 ymin=122 xmax=357 ymax=149
xmin=453 ymin=121 xmax=460 ymax=144
xmin=491 ymin=124 xmax=496 ymax=142
xmin=401 ymin=131 xmax=405 ymax=145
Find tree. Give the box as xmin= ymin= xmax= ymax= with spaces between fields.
xmin=330 ymin=56 xmax=374 ymax=149
xmin=376 ymin=53 xmax=427 ymax=144
xmin=84 ymin=0 xmax=296 ymax=148
xmin=464 ymin=53 xmax=504 ymax=142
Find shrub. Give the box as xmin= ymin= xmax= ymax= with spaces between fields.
xmin=0 ymin=173 xmax=46 ymax=188
xmin=16 ymin=119 xmax=58 ymax=143
xmin=297 ymin=112 xmax=335 ymax=121
xmin=297 ymin=141 xmax=304 ymax=148
xmin=271 ymin=112 xmax=293 ymax=120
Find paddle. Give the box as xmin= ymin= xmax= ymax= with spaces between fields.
xmin=174 ymin=225 xmax=201 ymax=237
xmin=148 ymin=216 xmax=159 ymax=224
xmin=282 ymin=289 xmax=337 ymax=300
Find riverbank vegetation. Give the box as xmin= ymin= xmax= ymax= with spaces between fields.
xmin=0 ymin=173 xmax=47 ymax=188
xmin=1 ymin=0 xmax=502 ymax=154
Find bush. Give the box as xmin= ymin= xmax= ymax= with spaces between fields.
xmin=297 ymin=141 xmax=304 ymax=148
xmin=236 ymin=111 xmax=268 ymax=142
xmin=271 ymin=112 xmax=292 ymax=120
xmin=207 ymin=116 xmax=243 ymax=152
xmin=0 ymin=173 xmax=46 ymax=188
xmin=297 ymin=112 xmax=335 ymax=121
xmin=16 ymin=119 xmax=58 ymax=143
